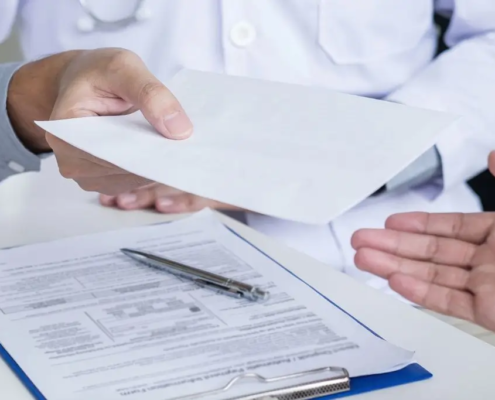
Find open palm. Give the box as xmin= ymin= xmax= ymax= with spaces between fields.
xmin=352 ymin=212 xmax=495 ymax=331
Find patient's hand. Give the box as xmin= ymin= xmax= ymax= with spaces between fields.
xmin=352 ymin=211 xmax=495 ymax=332
xmin=99 ymin=183 xmax=242 ymax=213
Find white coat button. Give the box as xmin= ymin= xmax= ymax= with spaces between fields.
xmin=77 ymin=16 xmax=95 ymax=32
xmin=230 ymin=21 xmax=256 ymax=47
xmin=8 ymin=161 xmax=25 ymax=173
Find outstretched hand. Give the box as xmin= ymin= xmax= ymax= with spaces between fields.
xmin=352 ymin=211 xmax=495 ymax=331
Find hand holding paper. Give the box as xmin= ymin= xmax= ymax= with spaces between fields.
xmin=12 ymin=49 xmax=192 ymax=194
xmin=38 ymin=69 xmax=458 ymax=224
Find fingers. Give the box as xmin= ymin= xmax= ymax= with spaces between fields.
xmin=100 ymin=194 xmax=117 ymax=207
xmin=489 ymin=151 xmax=495 ymax=176
xmin=355 ymin=248 xmax=470 ymax=290
xmin=102 ymin=189 xmax=242 ymax=214
xmin=351 ymin=229 xmax=477 ymax=267
xmin=389 ymin=274 xmax=475 ymax=322
xmin=115 ymin=186 xmax=170 ymax=210
xmin=48 ymin=133 xmax=151 ymax=194
xmin=76 ymin=174 xmax=152 ymax=196
xmin=469 ymin=242 xmax=495 ymax=270
xmin=104 ymin=51 xmax=193 ymax=139
xmin=154 ymin=193 xmax=241 ymax=214
xmin=43 ymin=49 xmax=193 ymax=194
xmin=47 ymin=134 xmax=113 ymax=178
xmin=115 ymin=189 xmax=155 ymax=210
xmin=47 ymin=135 xmax=153 ymax=194
xmin=468 ymin=263 xmax=495 ymax=295
xmin=385 ymin=212 xmax=495 ymax=244
xmin=467 ymin=264 xmax=495 ymax=331
xmin=50 ymin=91 xmax=134 ymax=120
xmin=47 ymin=134 xmax=124 ymax=177
xmin=52 ymin=49 xmax=193 ymax=138
xmin=99 ymin=184 xmax=181 ymax=210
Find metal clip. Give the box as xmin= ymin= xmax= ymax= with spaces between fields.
xmin=170 ymin=366 xmax=350 ymax=400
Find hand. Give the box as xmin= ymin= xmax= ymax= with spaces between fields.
xmin=7 ymin=48 xmax=193 ymax=195
xmin=99 ymin=183 xmax=242 ymax=213
xmin=352 ymin=212 xmax=495 ymax=331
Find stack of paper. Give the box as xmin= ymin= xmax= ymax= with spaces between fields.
xmin=37 ymin=70 xmax=457 ymax=224
xmin=0 ymin=210 xmax=422 ymax=400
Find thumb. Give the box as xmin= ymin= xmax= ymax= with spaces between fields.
xmin=110 ymin=54 xmax=193 ymax=139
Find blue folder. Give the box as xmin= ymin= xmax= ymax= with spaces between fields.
xmin=0 ymin=226 xmax=432 ymax=399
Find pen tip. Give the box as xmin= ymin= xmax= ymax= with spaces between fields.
xmin=121 ymin=248 xmax=143 ymax=257
xmin=252 ymin=287 xmax=270 ymax=302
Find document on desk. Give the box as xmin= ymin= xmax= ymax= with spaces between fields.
xmin=0 ymin=210 xmax=414 ymax=400
xmin=36 ymin=69 xmax=458 ymax=225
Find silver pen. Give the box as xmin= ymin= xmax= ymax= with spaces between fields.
xmin=120 ymin=248 xmax=270 ymax=302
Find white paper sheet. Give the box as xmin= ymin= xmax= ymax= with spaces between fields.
xmin=0 ymin=210 xmax=414 ymax=400
xmin=36 ymin=70 xmax=457 ymax=224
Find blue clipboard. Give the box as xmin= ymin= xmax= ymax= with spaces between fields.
xmin=0 ymin=224 xmax=432 ymax=399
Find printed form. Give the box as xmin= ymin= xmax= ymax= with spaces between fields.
xmin=0 ymin=210 xmax=413 ymax=400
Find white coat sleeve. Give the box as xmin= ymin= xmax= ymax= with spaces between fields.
xmin=0 ymin=0 xmax=19 ymax=43
xmin=386 ymin=0 xmax=495 ymax=192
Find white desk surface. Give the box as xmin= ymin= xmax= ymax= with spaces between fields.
xmin=1 ymin=158 xmax=495 ymax=400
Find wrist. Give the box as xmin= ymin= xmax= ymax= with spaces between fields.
xmin=6 ymin=51 xmax=80 ymax=154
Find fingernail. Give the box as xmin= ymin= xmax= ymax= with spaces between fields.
xmin=118 ymin=193 xmax=137 ymax=206
xmin=163 ymin=111 xmax=193 ymax=139
xmin=157 ymin=197 xmax=175 ymax=211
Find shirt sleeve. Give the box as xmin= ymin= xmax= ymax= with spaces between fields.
xmin=0 ymin=0 xmax=19 ymax=43
xmin=385 ymin=0 xmax=495 ymax=195
xmin=0 ymin=62 xmax=44 ymax=183
xmin=384 ymin=146 xmax=442 ymax=193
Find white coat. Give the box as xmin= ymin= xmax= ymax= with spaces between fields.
xmin=2 ymin=0 xmax=495 ymax=297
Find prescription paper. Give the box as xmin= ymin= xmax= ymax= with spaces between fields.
xmin=37 ymin=70 xmax=457 ymax=224
xmin=0 ymin=210 xmax=414 ymax=400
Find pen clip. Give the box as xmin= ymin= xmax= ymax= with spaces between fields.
xmin=194 ymin=279 xmax=244 ymax=299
